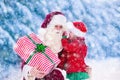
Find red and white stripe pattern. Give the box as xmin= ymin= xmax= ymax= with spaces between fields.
xmin=14 ymin=33 xmax=60 ymax=75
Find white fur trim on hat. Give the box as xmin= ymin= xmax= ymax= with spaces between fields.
xmin=67 ymin=22 xmax=86 ymax=37
xmin=38 ymin=28 xmax=47 ymax=42
xmin=49 ymin=14 xmax=67 ymax=27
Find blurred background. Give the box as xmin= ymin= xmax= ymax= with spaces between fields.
xmin=0 ymin=0 xmax=120 ymax=80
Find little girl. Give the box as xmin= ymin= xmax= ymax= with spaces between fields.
xmin=58 ymin=21 xmax=91 ymax=80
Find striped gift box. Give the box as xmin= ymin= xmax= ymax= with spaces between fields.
xmin=14 ymin=33 xmax=60 ymax=75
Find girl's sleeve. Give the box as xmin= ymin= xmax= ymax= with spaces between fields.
xmin=61 ymin=38 xmax=69 ymax=51
xmin=81 ymin=39 xmax=88 ymax=58
xmin=82 ymin=45 xmax=88 ymax=58
xmin=61 ymin=38 xmax=75 ymax=52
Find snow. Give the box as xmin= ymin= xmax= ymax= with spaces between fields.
xmin=0 ymin=0 xmax=120 ymax=79
xmin=86 ymin=58 xmax=120 ymax=80
xmin=0 ymin=58 xmax=120 ymax=80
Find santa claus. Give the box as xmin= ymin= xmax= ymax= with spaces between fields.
xmin=21 ymin=11 xmax=68 ymax=80
xmin=39 ymin=11 xmax=67 ymax=55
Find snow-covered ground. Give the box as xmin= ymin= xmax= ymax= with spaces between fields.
xmin=0 ymin=58 xmax=119 ymax=80
xmin=87 ymin=58 xmax=120 ymax=80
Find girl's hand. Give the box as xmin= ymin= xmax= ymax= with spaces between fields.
xmin=85 ymin=66 xmax=92 ymax=79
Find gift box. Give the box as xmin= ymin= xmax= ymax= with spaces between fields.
xmin=14 ymin=33 xmax=60 ymax=75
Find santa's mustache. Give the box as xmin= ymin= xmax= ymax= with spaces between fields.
xmin=54 ymin=30 xmax=63 ymax=34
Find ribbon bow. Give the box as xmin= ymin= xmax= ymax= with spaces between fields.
xmin=35 ymin=44 xmax=47 ymax=53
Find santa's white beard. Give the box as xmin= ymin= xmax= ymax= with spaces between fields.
xmin=44 ymin=28 xmax=63 ymax=56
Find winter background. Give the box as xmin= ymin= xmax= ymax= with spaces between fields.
xmin=0 ymin=0 xmax=120 ymax=80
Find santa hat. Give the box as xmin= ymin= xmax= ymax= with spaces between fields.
xmin=38 ymin=11 xmax=67 ymax=40
xmin=66 ymin=21 xmax=87 ymax=37
xmin=41 ymin=11 xmax=66 ymax=28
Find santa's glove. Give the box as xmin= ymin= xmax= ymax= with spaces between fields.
xmin=21 ymin=65 xmax=35 ymax=80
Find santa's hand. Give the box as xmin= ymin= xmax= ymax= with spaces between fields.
xmin=29 ymin=66 xmax=46 ymax=78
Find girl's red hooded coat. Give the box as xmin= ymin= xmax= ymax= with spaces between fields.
xmin=58 ymin=37 xmax=88 ymax=73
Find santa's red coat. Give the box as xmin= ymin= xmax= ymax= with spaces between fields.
xmin=58 ymin=37 xmax=88 ymax=73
